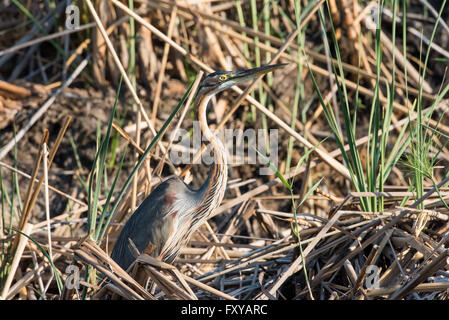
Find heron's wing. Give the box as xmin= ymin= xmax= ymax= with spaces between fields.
xmin=110 ymin=178 xmax=180 ymax=270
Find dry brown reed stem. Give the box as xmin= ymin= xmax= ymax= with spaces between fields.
xmin=0 ymin=80 xmax=31 ymax=97
xmin=75 ymin=249 xmax=145 ymax=300
xmin=297 ymin=155 xmax=313 ymax=211
xmin=126 ymin=251 xmax=197 ymax=299
xmin=213 ymin=168 xmax=311 ymax=217
xmin=19 ymin=130 xmax=48 ymax=231
xmin=194 ymin=239 xmax=291 ymax=282
xmin=86 ymin=1 xmax=165 ymax=212
xmin=145 ymin=265 xmax=195 ymax=299
xmin=343 ymin=259 xmax=358 ymax=287
xmin=367 ymin=281 xmax=449 ymax=297
xmin=42 ymin=142 xmax=53 ymax=278
xmin=169 ymin=268 xmax=197 ymax=299
xmin=353 ymin=243 xmax=380 ymax=294
xmin=21 ymin=117 xmax=71 ymax=229
xmin=182 ymin=273 xmax=238 ymax=300
xmin=112 ymin=122 xmax=145 ymax=154
xmin=29 ymin=249 xmax=45 ymax=296
xmin=6 ymin=116 xmax=71 ymax=264
xmin=201 ymin=8 xmax=230 ymax=70
xmin=6 ymin=130 xmax=47 ymax=259
xmin=180 ymin=247 xmax=246 ymax=258
xmin=151 ymin=6 xmax=178 ymax=123
xmin=77 ymin=240 xmax=155 ymax=299
xmin=85 ymin=0 xmax=168 ymax=159
xmin=204 ymin=221 xmax=230 ymax=260
xmin=28 ymin=197 xmax=113 ymax=233
xmin=0 ymin=224 xmax=33 ymax=299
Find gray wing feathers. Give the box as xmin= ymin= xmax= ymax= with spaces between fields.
xmin=110 ymin=178 xmax=178 ymax=270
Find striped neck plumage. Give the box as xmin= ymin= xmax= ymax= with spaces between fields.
xmin=197 ymin=93 xmax=227 ymax=168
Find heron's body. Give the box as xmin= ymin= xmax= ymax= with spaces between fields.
xmin=111 ymin=64 xmax=285 ymax=271
xmin=110 ymin=177 xmax=206 ymax=268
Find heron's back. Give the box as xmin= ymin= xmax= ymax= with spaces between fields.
xmin=110 ymin=177 xmax=202 ymax=270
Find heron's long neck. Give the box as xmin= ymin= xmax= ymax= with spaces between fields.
xmin=159 ymin=94 xmax=228 ymax=262
xmin=197 ymin=94 xmax=228 ymax=211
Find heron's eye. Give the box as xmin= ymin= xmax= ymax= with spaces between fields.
xmin=218 ymin=75 xmax=228 ymax=81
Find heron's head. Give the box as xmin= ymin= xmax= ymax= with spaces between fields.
xmin=196 ymin=63 xmax=287 ymax=99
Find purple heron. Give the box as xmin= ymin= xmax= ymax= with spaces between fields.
xmin=111 ymin=63 xmax=286 ymax=270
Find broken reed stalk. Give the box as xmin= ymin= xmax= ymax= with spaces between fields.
xmin=151 ymin=6 xmax=178 ymax=123
xmin=0 ymin=224 xmax=33 ymax=299
xmin=6 ymin=130 xmax=48 ymax=261
xmin=42 ymin=142 xmax=54 ymax=294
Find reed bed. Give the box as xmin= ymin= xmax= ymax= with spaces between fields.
xmin=0 ymin=0 xmax=449 ymax=300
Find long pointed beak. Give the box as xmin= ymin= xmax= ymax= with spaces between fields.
xmin=231 ymin=63 xmax=287 ymax=81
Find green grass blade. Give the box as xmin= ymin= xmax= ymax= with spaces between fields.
xmin=12 ymin=228 xmax=64 ymax=295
